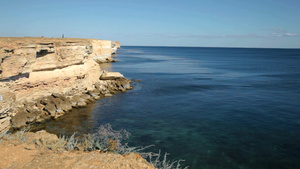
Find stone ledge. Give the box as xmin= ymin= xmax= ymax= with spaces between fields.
xmin=100 ymin=72 xmax=125 ymax=80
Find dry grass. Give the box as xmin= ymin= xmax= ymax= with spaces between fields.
xmin=1 ymin=126 xmax=30 ymax=143
xmin=1 ymin=124 xmax=188 ymax=169
xmin=146 ymin=151 xmax=188 ymax=169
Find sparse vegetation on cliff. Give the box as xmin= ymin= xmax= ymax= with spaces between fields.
xmin=1 ymin=124 xmax=188 ymax=169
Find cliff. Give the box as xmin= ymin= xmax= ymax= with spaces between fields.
xmin=0 ymin=37 xmax=128 ymax=136
xmin=0 ymin=37 xmax=119 ymax=80
xmin=111 ymin=41 xmax=121 ymax=54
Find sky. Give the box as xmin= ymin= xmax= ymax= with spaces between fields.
xmin=0 ymin=0 xmax=299 ymax=48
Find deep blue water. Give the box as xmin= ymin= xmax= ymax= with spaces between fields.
xmin=33 ymin=46 xmax=300 ymax=169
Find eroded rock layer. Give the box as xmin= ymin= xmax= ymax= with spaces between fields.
xmin=0 ymin=37 xmax=127 ymax=136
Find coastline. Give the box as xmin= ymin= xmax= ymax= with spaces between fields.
xmin=0 ymin=37 xmax=128 ymax=136
xmin=0 ymin=38 xmax=189 ymax=169
xmin=0 ymin=37 xmax=157 ymax=168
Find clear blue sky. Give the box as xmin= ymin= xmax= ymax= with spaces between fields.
xmin=0 ymin=0 xmax=299 ymax=48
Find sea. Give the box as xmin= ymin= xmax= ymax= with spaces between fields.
xmin=32 ymin=46 xmax=300 ymax=169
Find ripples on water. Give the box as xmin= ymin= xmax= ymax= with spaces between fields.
xmin=32 ymin=46 xmax=300 ymax=169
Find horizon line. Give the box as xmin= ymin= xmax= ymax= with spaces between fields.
xmin=122 ymin=45 xmax=300 ymax=50
xmin=1 ymin=36 xmax=298 ymax=49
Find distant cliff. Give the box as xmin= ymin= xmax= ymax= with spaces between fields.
xmin=0 ymin=37 xmax=128 ymax=136
xmin=0 ymin=37 xmax=120 ymax=80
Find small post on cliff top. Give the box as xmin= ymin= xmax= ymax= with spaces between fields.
xmin=62 ymin=34 xmax=64 ymax=38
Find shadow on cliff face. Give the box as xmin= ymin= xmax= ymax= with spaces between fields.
xmin=1 ymin=73 xmax=29 ymax=82
xmin=36 ymin=49 xmax=54 ymax=58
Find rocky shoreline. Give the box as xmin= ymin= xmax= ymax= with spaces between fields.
xmin=0 ymin=37 xmax=130 ymax=136
xmin=0 ymin=37 xmax=188 ymax=169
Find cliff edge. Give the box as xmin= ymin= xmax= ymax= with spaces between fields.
xmin=0 ymin=130 xmax=155 ymax=169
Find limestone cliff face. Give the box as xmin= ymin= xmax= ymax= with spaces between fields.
xmin=0 ymin=37 xmax=115 ymax=80
xmin=0 ymin=37 xmax=130 ymax=136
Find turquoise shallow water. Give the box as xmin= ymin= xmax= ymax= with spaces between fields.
xmin=32 ymin=46 xmax=300 ymax=169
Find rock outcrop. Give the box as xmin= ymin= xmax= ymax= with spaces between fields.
xmin=0 ymin=37 xmax=131 ymax=136
xmin=111 ymin=41 xmax=121 ymax=54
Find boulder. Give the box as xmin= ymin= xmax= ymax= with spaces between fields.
xmin=104 ymin=93 xmax=113 ymax=97
xmin=100 ymin=72 xmax=124 ymax=80
xmin=11 ymin=108 xmax=29 ymax=128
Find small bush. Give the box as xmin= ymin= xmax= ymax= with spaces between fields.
xmin=66 ymin=132 xmax=79 ymax=150
xmin=35 ymin=132 xmax=79 ymax=150
xmin=81 ymin=124 xmax=130 ymax=151
xmin=146 ymin=151 xmax=188 ymax=169
xmin=78 ymin=124 xmax=188 ymax=169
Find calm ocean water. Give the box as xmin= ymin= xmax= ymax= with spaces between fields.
xmin=33 ymin=46 xmax=300 ymax=169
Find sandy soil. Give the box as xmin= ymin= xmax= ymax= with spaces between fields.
xmin=0 ymin=131 xmax=155 ymax=169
